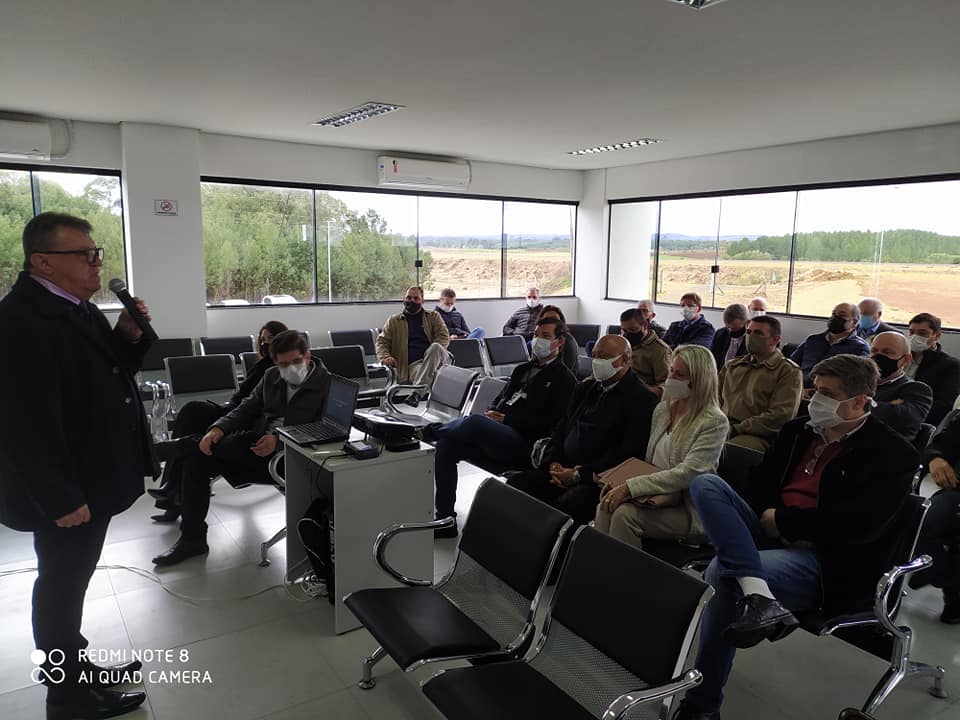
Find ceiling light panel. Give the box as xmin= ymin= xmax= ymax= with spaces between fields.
xmin=568 ymin=139 xmax=662 ymax=155
xmin=313 ymin=102 xmax=404 ymax=127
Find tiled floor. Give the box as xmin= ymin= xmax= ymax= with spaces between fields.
xmin=0 ymin=467 xmax=958 ymax=719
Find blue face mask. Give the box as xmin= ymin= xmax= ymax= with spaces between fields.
xmin=859 ymin=315 xmax=877 ymax=330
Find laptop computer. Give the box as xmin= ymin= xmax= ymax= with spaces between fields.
xmin=276 ymin=375 xmax=360 ymax=445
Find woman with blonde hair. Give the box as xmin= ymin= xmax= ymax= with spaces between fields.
xmin=594 ymin=343 xmax=728 ymax=548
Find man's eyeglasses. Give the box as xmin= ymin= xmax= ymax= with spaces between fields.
xmin=37 ymin=247 xmax=104 ymax=265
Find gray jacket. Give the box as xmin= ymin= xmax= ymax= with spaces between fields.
xmin=503 ymin=304 xmax=543 ymax=336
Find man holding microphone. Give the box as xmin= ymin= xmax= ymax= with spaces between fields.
xmin=0 ymin=213 xmax=156 ymax=719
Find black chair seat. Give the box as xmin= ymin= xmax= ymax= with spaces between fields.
xmin=423 ymin=661 xmax=595 ymax=720
xmin=643 ymin=539 xmax=715 ymax=570
xmin=795 ymin=611 xmax=893 ymax=661
xmin=344 ymin=587 xmax=500 ymax=669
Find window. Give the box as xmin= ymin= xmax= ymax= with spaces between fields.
xmin=608 ymin=176 xmax=960 ymax=328
xmin=201 ymin=180 xmax=577 ymax=305
xmin=0 ymin=167 xmax=126 ymax=307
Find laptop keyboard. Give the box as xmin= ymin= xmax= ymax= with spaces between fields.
xmin=283 ymin=421 xmax=342 ymax=444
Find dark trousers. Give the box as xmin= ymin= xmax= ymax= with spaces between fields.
xmin=179 ymin=431 xmax=269 ymax=541
xmin=916 ymin=488 xmax=960 ymax=591
xmin=506 ymin=469 xmax=600 ymax=525
xmin=32 ymin=515 xmax=111 ymax=702
xmin=156 ymin=401 xmax=229 ymax=502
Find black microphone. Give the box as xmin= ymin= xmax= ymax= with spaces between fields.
xmin=108 ymin=278 xmax=159 ymax=342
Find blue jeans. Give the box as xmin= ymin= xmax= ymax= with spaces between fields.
xmin=467 ymin=327 xmax=485 ymax=340
xmin=685 ymin=474 xmax=821 ymax=712
xmin=433 ymin=415 xmax=532 ymax=517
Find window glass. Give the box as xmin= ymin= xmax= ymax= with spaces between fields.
xmin=657 ymin=197 xmax=721 ymax=308
xmin=0 ymin=169 xmax=34 ymax=298
xmin=607 ymin=201 xmax=658 ymax=301
xmin=504 ymin=201 xmax=575 ymax=297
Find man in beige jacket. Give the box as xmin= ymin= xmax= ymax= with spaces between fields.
xmin=376 ymin=286 xmax=450 ymax=385
xmin=719 ymin=315 xmax=802 ymax=452
xmin=619 ymin=307 xmax=670 ymax=393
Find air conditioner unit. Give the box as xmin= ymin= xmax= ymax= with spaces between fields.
xmin=0 ymin=119 xmax=52 ymax=160
xmin=377 ymin=156 xmax=471 ymax=190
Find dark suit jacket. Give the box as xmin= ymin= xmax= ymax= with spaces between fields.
xmin=663 ymin=315 xmax=715 ymax=349
xmin=0 ymin=273 xmax=158 ymax=531
xmin=710 ymin=328 xmax=748 ymax=371
xmin=545 ymin=369 xmax=657 ymax=481
xmin=494 ymin=358 xmax=576 ymax=442
xmin=744 ymin=416 xmax=916 ymax=615
xmin=859 ymin=321 xmax=897 ymax=342
xmin=914 ymin=344 xmax=960 ymax=427
xmin=872 ymin=374 xmax=933 ymax=442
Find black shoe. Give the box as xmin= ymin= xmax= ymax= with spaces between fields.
xmin=154 ymin=435 xmax=196 ymax=463
xmin=46 ymin=688 xmax=146 ymax=720
xmin=434 ymin=522 xmax=459 ymax=539
xmin=419 ymin=422 xmax=442 ymax=444
xmin=941 ymin=589 xmax=960 ymax=624
xmin=81 ymin=660 xmax=143 ymax=689
xmin=152 ymin=539 xmax=209 ymax=567
xmin=722 ymin=594 xmax=799 ymax=649
xmin=150 ymin=509 xmax=180 ymax=523
xmin=672 ymin=699 xmax=721 ymax=720
xmin=146 ymin=487 xmax=169 ymax=500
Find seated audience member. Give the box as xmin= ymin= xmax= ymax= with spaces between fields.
xmin=790 ymin=302 xmax=870 ymax=392
xmin=430 ymin=317 xmax=576 ymax=538
xmin=506 ymin=335 xmax=658 ymax=523
xmin=857 ymin=297 xmax=896 ymax=344
xmin=911 ymin=411 xmax=960 ymax=623
xmin=434 ymin=287 xmax=484 ymax=340
xmin=747 ymin=297 xmax=768 ymax=319
xmin=537 ymin=304 xmax=579 ymax=373
xmin=907 ymin=312 xmax=960 ymax=427
xmin=594 ymin=344 xmax=727 ymax=549
xmin=673 ymin=354 xmax=916 ymax=720
xmin=376 ymin=285 xmax=450 ymax=386
xmin=502 ymin=286 xmax=543 ymax=338
xmin=153 ymin=331 xmax=330 ymax=566
xmin=711 ymin=303 xmax=749 ymax=371
xmin=720 ymin=315 xmax=802 ymax=452
xmin=870 ymin=331 xmax=933 ymax=443
xmin=662 ymin=293 xmax=715 ymax=349
xmin=620 ymin=307 xmax=670 ymax=390
xmin=638 ymin=298 xmax=667 ymax=338
xmin=150 ymin=320 xmax=289 ymax=522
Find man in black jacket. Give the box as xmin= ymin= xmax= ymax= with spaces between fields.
xmin=435 ymin=288 xmax=484 ymax=340
xmin=152 ymin=330 xmax=330 ymax=566
xmin=506 ymin=335 xmax=658 ymax=523
xmin=0 ymin=213 xmax=156 ymax=720
xmin=710 ymin=303 xmax=749 ymax=371
xmin=907 ymin=312 xmax=960 ymax=427
xmin=431 ymin=317 xmax=576 ymax=537
xmin=870 ymin=331 xmax=933 ymax=442
xmin=662 ymin=292 xmax=715 ymax=349
xmin=502 ymin=286 xmax=543 ymax=338
xmin=673 ymin=354 xmax=916 ymax=720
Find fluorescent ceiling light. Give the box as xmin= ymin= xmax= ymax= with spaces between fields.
xmin=668 ymin=0 xmax=729 ymax=8
xmin=313 ymin=101 xmax=404 ymax=127
xmin=568 ymin=139 xmax=662 ymax=155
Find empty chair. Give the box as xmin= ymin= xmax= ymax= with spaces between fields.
xmin=567 ymin=323 xmax=601 ymax=353
xmin=200 ymin=335 xmax=256 ymax=362
xmin=344 ymin=478 xmax=573 ymax=689
xmin=139 ymin=337 xmax=194 ymax=384
xmin=422 ymin=526 xmax=713 ymax=720
xmin=447 ymin=338 xmax=486 ymax=374
xmin=240 ymin=351 xmax=260 ymax=377
xmin=484 ymin=335 xmax=529 ymax=377
xmin=330 ymin=329 xmax=377 ymax=359
xmin=312 ymin=345 xmax=387 ymax=407
xmin=468 ymin=377 xmax=507 ymax=416
xmin=383 ymin=365 xmax=479 ymax=425
xmin=606 ymin=324 xmax=620 ymax=336
xmin=164 ymin=354 xmax=238 ymax=410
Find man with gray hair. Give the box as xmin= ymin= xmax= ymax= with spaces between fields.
xmin=790 ymin=301 xmax=870 ymax=392
xmin=870 ymin=331 xmax=933 ymax=442
xmin=502 ymin=286 xmax=543 ymax=338
xmin=710 ymin=303 xmax=750 ymax=371
xmin=675 ymin=353 xmax=917 ymax=720
xmin=857 ymin=297 xmax=896 ymax=344
xmin=637 ymin=298 xmax=666 ymax=338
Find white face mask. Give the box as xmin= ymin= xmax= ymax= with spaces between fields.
xmin=279 ymin=361 xmax=308 ymax=386
xmin=909 ymin=334 xmax=933 ymax=353
xmin=664 ymin=377 xmax=691 ymax=399
xmin=592 ymin=356 xmax=620 ymax=382
xmin=748 ymin=309 xmax=766 ymax=319
xmin=807 ymin=392 xmax=863 ymax=430
xmin=526 ymin=298 xmax=539 ymax=309
xmin=531 ymin=336 xmax=556 ymax=360
xmin=681 ymin=306 xmax=698 ymax=321
xmin=438 ymin=302 xmax=454 ymax=312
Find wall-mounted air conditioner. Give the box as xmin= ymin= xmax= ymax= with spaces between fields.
xmin=377 ymin=155 xmax=471 ymax=190
xmin=0 ymin=118 xmax=53 ymax=160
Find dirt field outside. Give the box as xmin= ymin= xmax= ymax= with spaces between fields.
xmin=421 ymin=246 xmax=573 ymax=298
xmin=655 ymin=254 xmax=960 ymax=327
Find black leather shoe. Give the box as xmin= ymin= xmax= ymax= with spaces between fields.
xmin=152 ymin=539 xmax=209 ymax=567
xmin=722 ymin=594 xmax=799 ymax=649
xmin=434 ymin=523 xmax=458 ymax=539
xmin=150 ymin=509 xmax=180 ymax=523
xmin=672 ymin=699 xmax=721 ymax=720
xmin=941 ymin=589 xmax=960 ymax=624
xmin=81 ymin=660 xmax=143 ymax=689
xmin=46 ymin=688 xmax=146 ymax=719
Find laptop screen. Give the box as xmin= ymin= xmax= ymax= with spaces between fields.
xmin=324 ymin=375 xmax=359 ymax=431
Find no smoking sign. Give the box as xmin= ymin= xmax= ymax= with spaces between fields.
xmin=154 ymin=199 xmax=178 ymax=216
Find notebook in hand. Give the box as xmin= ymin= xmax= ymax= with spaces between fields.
xmin=595 ymin=457 xmax=660 ymax=487
xmin=277 ymin=375 xmax=359 ymax=445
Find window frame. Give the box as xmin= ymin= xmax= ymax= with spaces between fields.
xmin=201 ymin=175 xmax=578 ymax=308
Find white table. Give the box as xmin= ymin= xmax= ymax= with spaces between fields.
xmin=281 ymin=435 xmax=435 ymax=633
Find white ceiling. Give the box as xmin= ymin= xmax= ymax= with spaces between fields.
xmin=2 ymin=0 xmax=960 ymax=170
